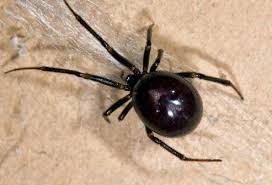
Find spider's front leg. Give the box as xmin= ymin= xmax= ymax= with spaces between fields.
xmin=118 ymin=101 xmax=133 ymax=121
xmin=143 ymin=24 xmax=154 ymax=73
xmin=150 ymin=49 xmax=163 ymax=72
xmin=5 ymin=66 xmax=129 ymax=90
xmin=63 ymin=0 xmax=140 ymax=74
xmin=142 ymin=24 xmax=164 ymax=73
xmin=103 ymin=94 xmax=132 ymax=123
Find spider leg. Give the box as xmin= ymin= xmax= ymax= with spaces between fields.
xmin=143 ymin=24 xmax=154 ymax=73
xmin=145 ymin=127 xmax=222 ymax=162
xmin=118 ymin=101 xmax=133 ymax=121
xmin=103 ymin=94 xmax=132 ymax=123
xmin=5 ymin=66 xmax=129 ymax=90
xmin=63 ymin=0 xmax=140 ymax=74
xmin=177 ymin=72 xmax=244 ymax=100
xmin=150 ymin=49 xmax=163 ymax=72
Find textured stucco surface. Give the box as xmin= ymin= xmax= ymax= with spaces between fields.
xmin=0 ymin=1 xmax=271 ymax=185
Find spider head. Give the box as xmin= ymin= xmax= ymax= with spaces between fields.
xmin=126 ymin=74 xmax=144 ymax=89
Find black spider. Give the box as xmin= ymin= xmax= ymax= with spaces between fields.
xmin=5 ymin=0 xmax=244 ymax=162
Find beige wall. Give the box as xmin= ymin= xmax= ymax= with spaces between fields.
xmin=0 ymin=1 xmax=271 ymax=185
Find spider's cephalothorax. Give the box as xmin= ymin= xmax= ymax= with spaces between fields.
xmin=125 ymin=73 xmax=143 ymax=88
xmin=5 ymin=0 xmax=244 ymax=162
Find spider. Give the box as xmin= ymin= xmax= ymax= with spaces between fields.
xmin=5 ymin=0 xmax=244 ymax=162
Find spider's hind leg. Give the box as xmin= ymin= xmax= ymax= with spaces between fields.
xmin=145 ymin=127 xmax=222 ymax=162
xmin=177 ymin=72 xmax=244 ymax=100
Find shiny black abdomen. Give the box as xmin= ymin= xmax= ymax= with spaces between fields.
xmin=132 ymin=71 xmax=203 ymax=137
